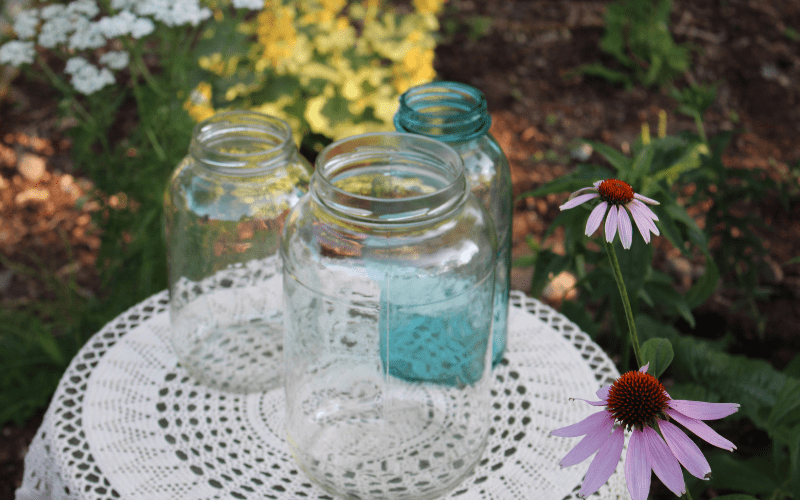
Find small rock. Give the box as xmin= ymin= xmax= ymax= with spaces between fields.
xmin=542 ymin=271 xmax=578 ymax=304
xmin=18 ymin=153 xmax=46 ymax=182
xmin=15 ymin=187 xmax=49 ymax=205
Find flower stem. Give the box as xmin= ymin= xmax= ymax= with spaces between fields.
xmin=603 ymin=236 xmax=644 ymax=368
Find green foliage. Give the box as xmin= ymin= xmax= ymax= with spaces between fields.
xmin=579 ymin=0 xmax=691 ymax=88
xmin=682 ymin=131 xmax=788 ymax=337
xmin=637 ymin=315 xmax=800 ymax=499
xmin=640 ymin=337 xmax=673 ymax=378
xmin=517 ymin=130 xmax=716 ymax=352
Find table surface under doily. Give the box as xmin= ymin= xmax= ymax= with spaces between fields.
xmin=17 ymin=290 xmax=629 ymax=500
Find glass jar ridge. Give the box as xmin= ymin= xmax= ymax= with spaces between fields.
xmin=282 ymin=132 xmax=497 ymax=500
xmin=164 ymin=110 xmax=312 ymax=394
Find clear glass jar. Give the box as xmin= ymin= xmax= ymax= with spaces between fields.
xmin=394 ymin=81 xmax=512 ymax=367
xmin=282 ymin=132 xmax=496 ymax=500
xmin=164 ymin=110 xmax=312 ymax=393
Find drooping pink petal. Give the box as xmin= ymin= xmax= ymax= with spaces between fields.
xmin=659 ymin=419 xmax=712 ymax=480
xmin=579 ymin=426 xmax=625 ymax=498
xmin=639 ymin=364 xmax=650 ymax=373
xmin=643 ymin=426 xmax=686 ymax=496
xmin=585 ymin=201 xmax=608 ymax=237
xmin=666 ymin=409 xmax=736 ymax=451
xmin=628 ymin=202 xmax=655 ymax=243
xmin=617 ymin=207 xmax=633 ymax=249
xmin=630 ymin=199 xmax=660 ymax=224
xmin=633 ymin=192 xmax=659 ymax=205
xmin=667 ymin=400 xmax=740 ymax=420
xmin=561 ymin=192 xmax=600 ymax=210
xmin=605 ymin=205 xmax=619 ymax=244
xmin=559 ymin=414 xmax=615 ymax=467
xmin=625 ymin=429 xmax=651 ymax=500
xmin=593 ymin=180 xmax=603 ymax=187
xmin=551 ymin=411 xmax=612 ymax=438
xmin=596 ymin=385 xmax=611 ymax=401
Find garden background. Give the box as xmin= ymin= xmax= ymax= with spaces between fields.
xmin=1 ymin=0 xmax=800 ymax=498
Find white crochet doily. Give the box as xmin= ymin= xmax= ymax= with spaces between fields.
xmin=17 ymin=291 xmax=628 ymax=500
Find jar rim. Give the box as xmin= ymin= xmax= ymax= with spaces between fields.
xmin=394 ymin=81 xmax=491 ymax=143
xmin=313 ymin=132 xmax=468 ymax=224
xmin=190 ymin=110 xmax=294 ymax=174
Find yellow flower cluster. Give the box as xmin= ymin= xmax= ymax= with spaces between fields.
xmin=190 ymin=0 xmax=444 ymax=141
xmin=183 ymin=82 xmax=215 ymax=122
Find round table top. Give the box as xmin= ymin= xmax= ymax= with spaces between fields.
xmin=17 ymin=290 xmax=628 ymax=500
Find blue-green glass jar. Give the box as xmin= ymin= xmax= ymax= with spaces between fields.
xmin=394 ymin=81 xmax=512 ymax=366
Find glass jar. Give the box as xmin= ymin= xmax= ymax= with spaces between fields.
xmin=164 ymin=110 xmax=313 ymax=393
xmin=394 ymin=81 xmax=512 ymax=367
xmin=282 ymin=133 xmax=496 ymax=500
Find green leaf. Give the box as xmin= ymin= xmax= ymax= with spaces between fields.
xmin=768 ymin=377 xmax=800 ymax=429
xmin=640 ymin=338 xmax=673 ymax=378
xmin=706 ymin=454 xmax=780 ymax=494
xmin=643 ymin=280 xmax=695 ymax=327
xmin=684 ymin=254 xmax=719 ymax=309
xmin=630 ymin=144 xmax=655 ymax=179
xmin=790 ymin=425 xmax=800 ymax=498
xmin=651 ymin=143 xmax=710 ymax=185
xmin=583 ymin=140 xmax=631 ymax=172
xmin=784 ymin=354 xmax=800 ymax=378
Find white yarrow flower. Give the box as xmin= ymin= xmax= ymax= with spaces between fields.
xmin=232 ymin=0 xmax=265 ymax=10
xmin=69 ymin=20 xmax=107 ymax=50
xmin=99 ymin=50 xmax=130 ymax=70
xmin=70 ymin=63 xmax=116 ymax=94
xmin=130 ymin=18 xmax=155 ymax=38
xmin=65 ymin=56 xmax=91 ymax=75
xmin=40 ymin=5 xmax=67 ymax=20
xmin=135 ymin=0 xmax=211 ymax=27
xmin=66 ymin=0 xmax=100 ymax=18
xmin=97 ymin=10 xmax=137 ymax=38
xmin=12 ymin=9 xmax=40 ymax=40
xmin=0 ymin=41 xmax=36 ymax=67
xmin=38 ymin=17 xmax=73 ymax=48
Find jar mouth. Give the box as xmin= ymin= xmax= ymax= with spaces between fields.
xmin=394 ymin=81 xmax=491 ymax=143
xmin=313 ymin=132 xmax=467 ymax=224
xmin=190 ymin=110 xmax=294 ymax=175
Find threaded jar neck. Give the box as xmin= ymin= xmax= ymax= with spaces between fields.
xmin=394 ymin=81 xmax=491 ymax=143
xmin=189 ymin=111 xmax=295 ymax=175
xmin=312 ymin=132 xmax=467 ymax=224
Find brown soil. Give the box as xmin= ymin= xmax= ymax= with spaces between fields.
xmin=2 ymin=0 xmax=800 ymax=497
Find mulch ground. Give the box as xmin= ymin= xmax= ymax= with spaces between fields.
xmin=2 ymin=0 xmax=800 ymax=497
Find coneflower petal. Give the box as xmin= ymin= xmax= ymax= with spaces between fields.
xmin=551 ymin=411 xmax=612 ymax=438
xmin=633 ymin=192 xmax=659 ymax=205
xmin=665 ymin=409 xmax=737 ymax=451
xmin=625 ymin=429 xmax=651 ymax=500
xmin=605 ymin=205 xmax=619 ymax=243
xmin=586 ymin=201 xmax=608 ymax=237
xmin=667 ymin=400 xmax=740 ymax=420
xmin=579 ymin=426 xmax=625 ymax=498
xmin=659 ymin=419 xmax=712 ymax=480
xmin=644 ymin=426 xmax=686 ymax=496
xmin=560 ymin=192 xmax=599 ymax=210
xmin=558 ymin=414 xmax=615 ymax=467
xmin=617 ymin=207 xmax=633 ymax=249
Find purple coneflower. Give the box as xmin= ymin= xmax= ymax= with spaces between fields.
xmin=559 ymin=179 xmax=660 ymax=249
xmin=551 ymin=364 xmax=739 ymax=500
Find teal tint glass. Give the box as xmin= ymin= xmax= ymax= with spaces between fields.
xmin=395 ymin=81 xmax=512 ymax=367
xmin=282 ymin=132 xmax=496 ymax=500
